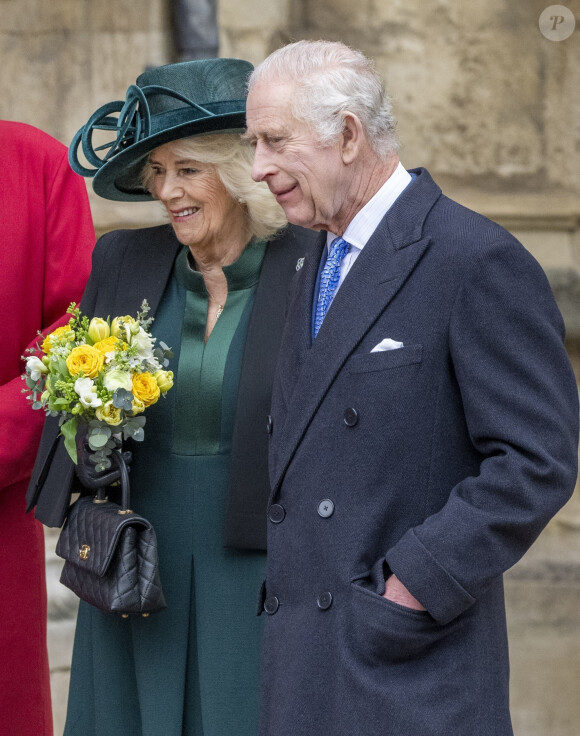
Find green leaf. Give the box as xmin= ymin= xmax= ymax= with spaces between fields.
xmin=60 ymin=418 xmax=78 ymax=464
xmin=88 ymin=432 xmax=109 ymax=450
xmin=131 ymin=427 xmax=145 ymax=442
xmin=123 ymin=416 xmax=146 ymax=442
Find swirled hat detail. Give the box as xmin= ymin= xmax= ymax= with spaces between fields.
xmin=69 ymin=58 xmax=253 ymax=201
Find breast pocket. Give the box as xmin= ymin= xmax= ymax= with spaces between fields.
xmin=348 ymin=344 xmax=423 ymax=374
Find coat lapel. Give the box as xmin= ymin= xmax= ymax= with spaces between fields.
xmin=224 ymin=224 xmax=319 ymax=548
xmin=273 ymin=231 xmax=326 ymax=410
xmin=109 ymin=225 xmax=181 ymax=318
xmin=270 ymin=168 xmax=442 ymax=495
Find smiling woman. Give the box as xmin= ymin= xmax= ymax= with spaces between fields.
xmin=140 ymin=133 xmax=285 ymax=341
xmin=28 ymin=57 xmax=316 ymax=736
xmin=147 ymin=148 xmax=249 ymax=287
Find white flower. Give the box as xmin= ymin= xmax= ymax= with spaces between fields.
xmin=74 ymin=377 xmax=94 ymax=395
xmin=26 ymin=356 xmax=48 ymax=381
xmin=103 ymin=367 xmax=133 ymax=392
xmin=79 ymin=393 xmax=103 ymax=409
xmin=131 ymin=327 xmax=156 ymax=361
xmin=74 ymin=377 xmax=102 ymax=408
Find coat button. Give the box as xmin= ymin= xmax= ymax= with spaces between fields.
xmin=266 ymin=415 xmax=273 ymax=434
xmin=343 ymin=408 xmax=359 ymax=427
xmin=268 ymin=504 xmax=286 ymax=523
xmin=264 ymin=596 xmax=280 ymax=615
xmin=317 ymin=499 xmax=334 ymax=518
xmin=317 ymin=591 xmax=333 ymax=610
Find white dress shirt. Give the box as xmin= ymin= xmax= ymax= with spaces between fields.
xmin=326 ymin=162 xmax=412 ymax=293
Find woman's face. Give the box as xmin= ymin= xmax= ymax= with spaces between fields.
xmin=148 ymin=141 xmax=246 ymax=251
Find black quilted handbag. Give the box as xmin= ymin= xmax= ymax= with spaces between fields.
xmin=55 ymin=449 xmax=166 ymax=617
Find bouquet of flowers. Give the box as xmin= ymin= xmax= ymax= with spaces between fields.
xmin=22 ymin=300 xmax=173 ymax=472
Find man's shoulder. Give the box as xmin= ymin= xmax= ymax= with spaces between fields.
xmin=409 ymin=170 xmax=519 ymax=252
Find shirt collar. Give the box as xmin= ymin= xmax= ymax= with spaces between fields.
xmin=326 ymin=162 xmax=412 ymax=251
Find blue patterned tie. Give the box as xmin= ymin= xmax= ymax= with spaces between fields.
xmin=313 ymin=236 xmax=351 ymax=338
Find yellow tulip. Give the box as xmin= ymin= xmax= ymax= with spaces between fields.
xmin=111 ymin=315 xmax=136 ymax=339
xmin=88 ymin=317 xmax=110 ymax=343
xmin=153 ymin=370 xmax=174 ymax=393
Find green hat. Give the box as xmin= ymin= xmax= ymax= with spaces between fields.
xmin=69 ymin=58 xmax=253 ymax=201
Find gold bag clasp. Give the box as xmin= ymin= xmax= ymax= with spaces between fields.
xmin=79 ymin=544 xmax=91 ymax=560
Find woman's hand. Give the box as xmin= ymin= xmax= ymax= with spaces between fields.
xmin=74 ymin=437 xmax=132 ymax=490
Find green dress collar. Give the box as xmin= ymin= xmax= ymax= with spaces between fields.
xmin=175 ymin=238 xmax=267 ymax=294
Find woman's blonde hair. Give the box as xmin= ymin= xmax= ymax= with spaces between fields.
xmin=141 ymin=133 xmax=287 ymax=240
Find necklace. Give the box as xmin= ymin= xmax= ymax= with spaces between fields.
xmin=216 ymin=304 xmax=224 ymax=321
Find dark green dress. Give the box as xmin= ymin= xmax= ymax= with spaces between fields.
xmin=65 ymin=240 xmax=267 ymax=736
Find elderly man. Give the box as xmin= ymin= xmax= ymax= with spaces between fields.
xmin=245 ymin=40 xmax=579 ymax=735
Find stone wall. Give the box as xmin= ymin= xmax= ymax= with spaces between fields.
xmin=1 ymin=0 xmax=579 ymax=733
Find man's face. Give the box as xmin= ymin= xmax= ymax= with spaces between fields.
xmin=246 ymin=81 xmax=349 ymax=232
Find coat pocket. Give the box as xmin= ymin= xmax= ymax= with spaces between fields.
xmin=347 ymin=575 xmax=462 ymax=665
xmin=348 ymin=344 xmax=423 ymax=374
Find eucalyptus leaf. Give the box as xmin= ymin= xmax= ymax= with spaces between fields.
xmin=123 ymin=417 xmax=146 ymax=442
xmin=89 ymin=423 xmax=111 ymax=439
xmin=88 ymin=433 xmax=109 ymax=450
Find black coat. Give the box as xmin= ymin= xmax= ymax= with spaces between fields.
xmin=26 ymin=223 xmax=317 ymax=550
xmin=259 ymin=169 xmax=579 ymax=735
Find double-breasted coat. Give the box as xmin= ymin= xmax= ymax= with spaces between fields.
xmin=260 ymin=168 xmax=579 ymax=736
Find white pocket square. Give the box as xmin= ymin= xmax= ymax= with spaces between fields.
xmin=370 ymin=338 xmax=404 ymax=353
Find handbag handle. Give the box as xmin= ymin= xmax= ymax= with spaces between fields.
xmin=110 ymin=449 xmax=132 ymax=514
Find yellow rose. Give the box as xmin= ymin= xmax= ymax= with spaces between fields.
xmin=153 ymin=369 xmax=174 ymax=394
xmin=132 ymin=372 xmax=161 ymax=407
xmin=65 ymin=345 xmax=104 ymax=378
xmin=111 ymin=315 xmax=137 ymax=339
xmin=93 ymin=336 xmax=126 ymax=356
xmin=95 ymin=400 xmax=123 ymax=426
xmin=41 ymin=325 xmax=72 ymax=354
xmin=88 ymin=317 xmax=110 ymax=343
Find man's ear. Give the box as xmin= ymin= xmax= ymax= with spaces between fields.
xmin=340 ymin=112 xmax=364 ymax=164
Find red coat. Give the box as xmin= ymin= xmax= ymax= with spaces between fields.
xmin=0 ymin=121 xmax=94 ymax=735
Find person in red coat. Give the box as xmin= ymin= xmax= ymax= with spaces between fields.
xmin=0 ymin=121 xmax=95 ymax=735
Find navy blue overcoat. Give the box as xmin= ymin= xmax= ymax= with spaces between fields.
xmin=260 ymin=169 xmax=579 ymax=735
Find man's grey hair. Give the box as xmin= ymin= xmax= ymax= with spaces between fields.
xmin=248 ymin=40 xmax=399 ymax=158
